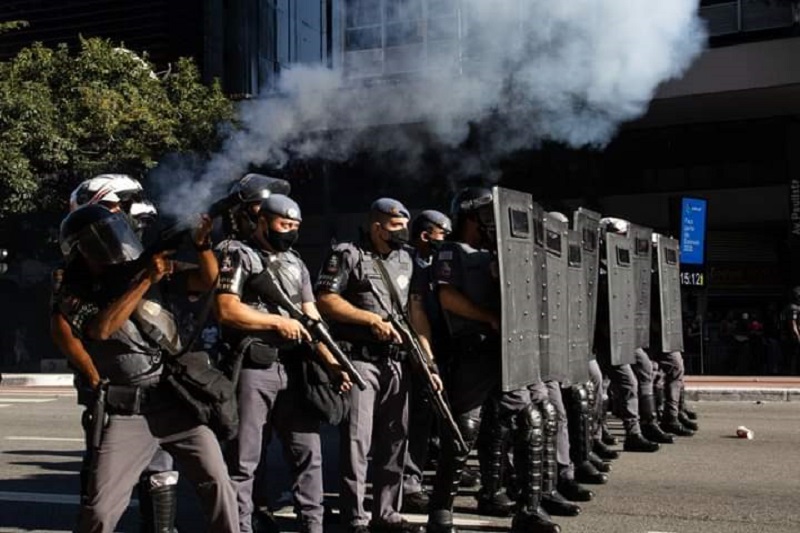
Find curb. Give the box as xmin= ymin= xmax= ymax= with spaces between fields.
xmin=0 ymin=373 xmax=74 ymax=388
xmin=3 ymin=374 xmax=800 ymax=402
xmin=685 ymin=387 xmax=800 ymax=402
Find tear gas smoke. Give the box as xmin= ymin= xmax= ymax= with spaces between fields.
xmin=153 ymin=0 xmax=706 ymax=221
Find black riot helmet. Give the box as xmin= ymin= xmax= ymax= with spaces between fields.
xmin=59 ymin=204 xmax=144 ymax=266
xmin=411 ymin=210 xmax=452 ymax=243
xmin=218 ymin=173 xmax=292 ymax=240
xmin=450 ymin=186 xmax=495 ymax=241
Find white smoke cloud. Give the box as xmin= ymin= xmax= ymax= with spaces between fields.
xmin=154 ymin=0 xmax=706 ymax=221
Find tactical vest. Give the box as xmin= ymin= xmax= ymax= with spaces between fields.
xmin=227 ymin=247 xmax=306 ymax=347
xmin=443 ymin=242 xmax=499 ymax=339
xmin=334 ymin=246 xmax=413 ymax=343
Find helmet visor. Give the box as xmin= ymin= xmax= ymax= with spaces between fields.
xmin=76 ymin=213 xmax=144 ymax=265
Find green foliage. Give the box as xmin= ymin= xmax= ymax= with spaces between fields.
xmin=0 ymin=20 xmax=29 ymax=35
xmin=0 ymin=37 xmax=235 ymax=224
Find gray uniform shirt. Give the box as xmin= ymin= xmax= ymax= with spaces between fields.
xmin=216 ymin=239 xmax=314 ymax=345
xmin=315 ymin=241 xmax=414 ymax=342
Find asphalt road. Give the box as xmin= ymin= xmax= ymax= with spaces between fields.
xmin=0 ymin=389 xmax=798 ymax=533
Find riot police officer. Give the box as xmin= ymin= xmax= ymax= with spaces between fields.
xmin=56 ymin=204 xmax=238 ymax=533
xmin=316 ymin=198 xmax=439 ymax=533
xmin=54 ymin=174 xmax=177 ymax=532
xmin=215 ymin=194 xmax=350 ymax=533
xmin=595 ymin=218 xmax=660 ymax=453
xmin=403 ymin=210 xmax=453 ymax=513
xmin=426 ymin=187 xmax=559 ymax=533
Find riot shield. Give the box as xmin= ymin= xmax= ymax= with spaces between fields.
xmin=573 ymin=208 xmax=601 ymax=355
xmin=540 ymin=213 xmax=569 ymax=382
xmin=493 ymin=186 xmax=541 ymax=391
xmin=566 ymin=229 xmax=590 ymax=384
xmin=605 ymin=231 xmax=636 ymax=366
xmin=630 ymin=224 xmax=654 ymax=349
xmin=655 ymin=234 xmax=684 ymax=353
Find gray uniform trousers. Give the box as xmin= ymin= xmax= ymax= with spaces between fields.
xmin=597 ymin=352 xmax=641 ymax=435
xmin=403 ymin=372 xmax=434 ymax=496
xmin=633 ymin=347 xmax=654 ymax=397
xmin=77 ymin=404 xmax=238 ymax=533
xmin=588 ymin=359 xmax=605 ymax=440
xmin=651 ymin=351 xmax=685 ymax=419
xmin=341 ymin=358 xmax=410 ymax=527
xmin=228 ymin=364 xmax=324 ymax=533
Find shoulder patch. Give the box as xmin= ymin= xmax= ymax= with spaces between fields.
xmin=325 ymin=252 xmax=342 ymax=275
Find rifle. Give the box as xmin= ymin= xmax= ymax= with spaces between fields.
xmin=364 ymin=262 xmax=469 ymax=456
xmin=252 ymin=266 xmax=368 ymax=391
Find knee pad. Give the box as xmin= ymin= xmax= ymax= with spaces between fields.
xmin=457 ymin=411 xmax=482 ymax=446
xmin=515 ymin=404 xmax=544 ymax=435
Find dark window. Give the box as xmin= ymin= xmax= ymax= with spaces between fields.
xmin=568 ymin=244 xmax=582 ymax=267
xmin=546 ymin=229 xmax=562 ymax=255
xmin=665 ymin=248 xmax=678 ymax=265
xmin=509 ymin=208 xmax=529 ymax=238
xmin=635 ymin=237 xmax=650 ymax=257
xmin=616 ymin=247 xmax=631 ymax=266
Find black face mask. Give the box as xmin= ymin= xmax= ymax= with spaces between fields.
xmin=385 ymin=227 xmax=409 ymax=250
xmin=266 ymin=229 xmax=299 ymax=252
xmin=428 ymin=238 xmax=445 ymax=253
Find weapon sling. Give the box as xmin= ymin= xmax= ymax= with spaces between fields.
xmin=369 ymin=257 xmax=468 ymax=455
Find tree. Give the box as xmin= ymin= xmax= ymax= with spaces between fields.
xmin=0 ymin=37 xmax=234 ymax=255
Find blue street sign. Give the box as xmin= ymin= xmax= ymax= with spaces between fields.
xmin=680 ymin=198 xmax=707 ymax=265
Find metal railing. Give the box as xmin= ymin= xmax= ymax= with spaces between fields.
xmin=700 ymin=0 xmax=797 ymax=37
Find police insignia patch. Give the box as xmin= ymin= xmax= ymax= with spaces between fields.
xmin=221 ymin=255 xmax=233 ymax=273
xmin=325 ymin=253 xmax=341 ymax=274
xmin=397 ymin=274 xmax=409 ymax=290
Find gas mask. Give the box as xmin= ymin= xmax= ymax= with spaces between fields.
xmin=265 ymin=228 xmax=299 ymax=252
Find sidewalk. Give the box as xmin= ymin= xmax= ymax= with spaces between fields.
xmin=684 ymin=375 xmax=800 ymax=402
xmin=3 ymin=373 xmax=800 ymax=402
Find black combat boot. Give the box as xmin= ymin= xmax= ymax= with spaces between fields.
xmin=459 ymin=465 xmax=479 ymax=488
xmin=601 ymin=425 xmax=618 ymax=446
xmin=588 ymin=451 xmax=612 ymax=473
xmin=511 ymin=406 xmax=560 ymax=533
xmin=661 ymin=414 xmax=695 ymax=437
xmin=138 ymin=471 xmax=179 ymax=533
xmin=654 ymin=386 xmax=665 ymax=421
xmin=679 ymin=411 xmax=699 ymax=431
xmin=623 ymin=432 xmax=660 ymax=453
xmin=592 ymin=439 xmax=619 ymax=460
xmin=402 ymin=490 xmax=430 ymax=514
xmin=556 ymin=474 xmax=594 ymax=502
xmin=574 ymin=460 xmax=608 ymax=485
xmin=540 ymin=402 xmax=581 ymax=517
xmin=476 ymin=406 xmax=515 ymax=517
xmin=680 ymin=388 xmax=699 ymax=420
xmin=640 ymin=394 xmax=675 ymax=444
xmin=427 ymin=413 xmax=480 ymax=533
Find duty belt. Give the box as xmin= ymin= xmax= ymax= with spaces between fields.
xmin=344 ymin=342 xmax=407 ymax=363
xmin=105 ymin=382 xmax=174 ymax=415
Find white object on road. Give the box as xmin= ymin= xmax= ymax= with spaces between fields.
xmin=736 ymin=426 xmax=754 ymax=439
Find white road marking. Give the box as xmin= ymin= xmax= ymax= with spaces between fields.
xmin=273 ymin=507 xmax=503 ymax=527
xmin=5 ymin=436 xmax=83 ymax=442
xmin=0 ymin=397 xmax=56 ymax=403
xmin=0 ymin=491 xmax=138 ymax=507
xmin=0 ymin=404 xmax=9 ymax=408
